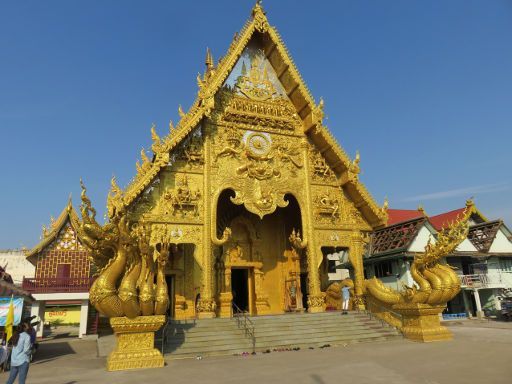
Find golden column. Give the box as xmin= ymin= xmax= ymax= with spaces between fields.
xmin=198 ymin=124 xmax=216 ymax=318
xmin=301 ymin=139 xmax=324 ymax=312
xmin=349 ymin=231 xmax=366 ymax=310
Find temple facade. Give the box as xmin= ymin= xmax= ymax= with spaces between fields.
xmin=103 ymin=3 xmax=388 ymax=320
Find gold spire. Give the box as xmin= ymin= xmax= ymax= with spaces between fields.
xmin=205 ymin=47 xmax=214 ymax=71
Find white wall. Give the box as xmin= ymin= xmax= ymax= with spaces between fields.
xmin=489 ymin=228 xmax=512 ymax=253
xmin=456 ymin=238 xmax=478 ymax=252
xmin=0 ymin=250 xmax=35 ymax=285
xmin=408 ymin=226 xmax=435 ymax=252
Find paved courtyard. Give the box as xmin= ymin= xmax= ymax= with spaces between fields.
xmin=3 ymin=321 xmax=510 ymax=384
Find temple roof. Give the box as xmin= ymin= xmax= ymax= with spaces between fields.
xmin=368 ymin=217 xmax=430 ymax=257
xmin=429 ymin=201 xmax=486 ymax=231
xmin=25 ymin=198 xmax=82 ymax=259
xmin=106 ymin=2 xmax=387 ymax=229
xmin=387 ymin=208 xmax=426 ymax=226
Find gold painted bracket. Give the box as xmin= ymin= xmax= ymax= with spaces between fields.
xmin=107 ymin=315 xmax=166 ymax=371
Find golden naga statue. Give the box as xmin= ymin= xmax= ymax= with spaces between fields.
xmin=77 ymin=180 xmax=169 ymax=318
xmin=365 ymin=209 xmax=469 ymax=306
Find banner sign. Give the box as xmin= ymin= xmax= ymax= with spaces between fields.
xmin=0 ymin=297 xmax=24 ymax=326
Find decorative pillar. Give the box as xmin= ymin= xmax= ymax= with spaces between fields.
xmin=198 ymin=123 xmax=216 ymax=318
xmin=301 ymin=139 xmax=324 ymax=312
xmin=350 ymin=231 xmax=366 ymax=310
xmin=473 ymin=289 xmax=484 ymax=319
xmin=219 ymin=266 xmax=233 ymax=318
xmin=79 ymin=299 xmax=89 ymax=338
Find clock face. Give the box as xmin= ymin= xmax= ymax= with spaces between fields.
xmin=246 ymin=132 xmax=271 ymax=157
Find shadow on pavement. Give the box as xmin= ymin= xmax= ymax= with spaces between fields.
xmin=32 ymin=342 xmax=76 ymax=364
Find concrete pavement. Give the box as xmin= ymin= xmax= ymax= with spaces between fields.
xmin=3 ymin=322 xmax=510 ymax=384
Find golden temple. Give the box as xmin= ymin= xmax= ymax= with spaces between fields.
xmin=74 ymin=1 xmax=467 ymax=370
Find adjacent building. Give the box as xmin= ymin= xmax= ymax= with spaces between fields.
xmin=22 ymin=200 xmax=96 ymax=338
xmin=363 ymin=200 xmax=512 ymax=318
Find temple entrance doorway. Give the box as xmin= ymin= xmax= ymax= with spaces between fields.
xmin=231 ymin=268 xmax=249 ymax=313
xmin=215 ymin=190 xmax=305 ymax=316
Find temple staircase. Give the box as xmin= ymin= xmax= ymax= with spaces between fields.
xmin=159 ymin=311 xmax=401 ymax=359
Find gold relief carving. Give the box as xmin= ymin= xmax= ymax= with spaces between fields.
xmin=314 ymin=192 xmax=340 ymax=220
xmin=315 ymin=230 xmax=350 ymax=247
xmin=214 ymin=125 xmax=244 ymax=160
xmin=197 ymin=297 xmax=217 ymax=313
xmin=236 ymin=53 xmax=275 ymax=101
xmin=214 ymin=129 xmax=303 ymax=219
xmin=221 ymin=95 xmax=300 ymax=132
xmin=310 ymin=150 xmax=336 ymax=183
xmin=107 ymin=315 xmax=165 ymax=371
xmin=155 ymin=175 xmax=201 ymax=217
xmin=179 ymin=135 xmax=204 ymax=168
xmin=230 ymin=182 xmax=288 ymax=219
xmin=150 ymin=224 xmax=202 ymax=244
xmin=307 ymin=294 xmax=325 ymax=310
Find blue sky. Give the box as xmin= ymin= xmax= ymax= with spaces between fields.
xmin=1 ymin=0 xmax=511 ymax=249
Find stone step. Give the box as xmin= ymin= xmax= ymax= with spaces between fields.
xmin=165 ymin=323 xmax=381 ymax=342
xmin=99 ymin=311 xmax=400 ymax=359
xmin=167 ymin=334 xmax=397 ymax=359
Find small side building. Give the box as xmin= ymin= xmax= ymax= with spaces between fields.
xmin=363 ymin=200 xmax=512 ymax=319
xmin=22 ymin=200 xmax=96 ymax=338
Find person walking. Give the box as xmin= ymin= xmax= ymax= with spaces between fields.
xmin=341 ymin=286 xmax=350 ymax=315
xmin=5 ymin=323 xmax=31 ymax=384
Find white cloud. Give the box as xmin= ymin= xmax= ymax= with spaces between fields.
xmin=401 ymin=183 xmax=511 ymax=202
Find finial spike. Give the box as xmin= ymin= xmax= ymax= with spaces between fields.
xmin=178 ymin=105 xmax=185 ymax=118
xmin=205 ymin=47 xmax=214 ymax=70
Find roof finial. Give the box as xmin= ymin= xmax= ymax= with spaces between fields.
xmin=417 ymin=204 xmax=425 ymax=214
xmin=67 ymin=193 xmax=73 ymax=211
xmin=252 ymin=0 xmax=268 ymax=31
xmin=383 ymin=196 xmax=389 ymax=212
xmin=205 ymin=47 xmax=214 ymax=71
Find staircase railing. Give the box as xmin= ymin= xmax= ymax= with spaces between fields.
xmin=361 ymin=296 xmax=404 ymax=336
xmin=232 ymin=303 xmax=256 ymax=353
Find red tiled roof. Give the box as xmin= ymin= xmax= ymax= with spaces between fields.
xmin=429 ymin=208 xmax=466 ymax=231
xmin=387 ymin=209 xmax=425 ymax=225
